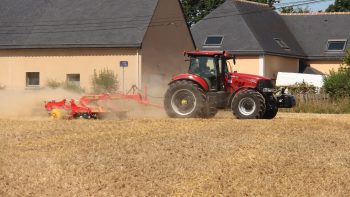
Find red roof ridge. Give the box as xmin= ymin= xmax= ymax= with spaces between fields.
xmin=280 ymin=12 xmax=350 ymax=16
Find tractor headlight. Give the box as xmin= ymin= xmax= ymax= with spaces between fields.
xmin=263 ymin=88 xmax=275 ymax=93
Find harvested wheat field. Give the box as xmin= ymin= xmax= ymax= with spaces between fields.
xmin=1 ymin=112 xmax=350 ymax=196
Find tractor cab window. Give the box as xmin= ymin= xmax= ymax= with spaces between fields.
xmin=189 ymin=56 xmax=217 ymax=90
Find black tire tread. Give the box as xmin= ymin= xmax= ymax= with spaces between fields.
xmin=231 ymin=89 xmax=266 ymax=119
xmin=263 ymin=98 xmax=278 ymax=119
xmin=164 ymin=80 xmax=207 ymax=118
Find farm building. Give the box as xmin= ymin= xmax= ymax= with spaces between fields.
xmin=191 ymin=0 xmax=350 ymax=80
xmin=0 ymin=0 xmax=194 ymax=92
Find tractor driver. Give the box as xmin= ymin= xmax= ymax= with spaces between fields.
xmin=189 ymin=57 xmax=216 ymax=89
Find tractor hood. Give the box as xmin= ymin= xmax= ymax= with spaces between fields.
xmin=231 ymin=72 xmax=269 ymax=83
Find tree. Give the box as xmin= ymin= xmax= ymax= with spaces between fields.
xmin=180 ymin=0 xmax=280 ymax=26
xmin=280 ymin=6 xmax=310 ymax=13
xmin=181 ymin=0 xmax=225 ymax=26
xmin=323 ymin=49 xmax=350 ymax=98
xmin=247 ymin=0 xmax=279 ymax=7
xmin=326 ymin=0 xmax=350 ymax=12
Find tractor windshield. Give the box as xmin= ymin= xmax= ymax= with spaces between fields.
xmin=189 ymin=56 xmax=217 ymax=89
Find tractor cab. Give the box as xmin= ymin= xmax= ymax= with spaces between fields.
xmin=186 ymin=51 xmax=234 ymax=91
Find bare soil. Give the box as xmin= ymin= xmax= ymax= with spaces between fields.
xmin=1 ymin=112 xmax=350 ymax=196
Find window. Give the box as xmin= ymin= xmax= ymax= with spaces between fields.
xmin=189 ymin=56 xmax=217 ymax=89
xmin=26 ymin=72 xmax=40 ymax=87
xmin=204 ymin=36 xmax=224 ymax=46
xmin=274 ymin=38 xmax=290 ymax=50
xmin=326 ymin=40 xmax=347 ymax=52
xmin=67 ymin=74 xmax=80 ymax=86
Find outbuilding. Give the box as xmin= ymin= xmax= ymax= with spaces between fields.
xmin=191 ymin=0 xmax=350 ymax=81
xmin=0 ymin=0 xmax=194 ymax=93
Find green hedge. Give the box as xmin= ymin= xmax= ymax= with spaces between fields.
xmin=324 ymin=49 xmax=350 ymax=98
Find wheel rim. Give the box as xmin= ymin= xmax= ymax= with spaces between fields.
xmin=51 ymin=109 xmax=61 ymax=119
xmin=171 ymin=89 xmax=197 ymax=116
xmin=238 ymin=97 xmax=256 ymax=116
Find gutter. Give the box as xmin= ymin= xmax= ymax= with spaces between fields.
xmin=0 ymin=44 xmax=142 ymax=50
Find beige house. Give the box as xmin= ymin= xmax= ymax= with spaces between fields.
xmin=0 ymin=0 xmax=194 ymax=93
xmin=192 ymin=0 xmax=350 ymax=81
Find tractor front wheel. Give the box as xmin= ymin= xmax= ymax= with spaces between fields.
xmin=231 ymin=90 xmax=266 ymax=119
xmin=164 ymin=80 xmax=206 ymax=118
xmin=263 ymin=98 xmax=278 ymax=119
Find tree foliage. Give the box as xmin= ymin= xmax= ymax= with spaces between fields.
xmin=324 ymin=49 xmax=350 ymax=98
xmin=91 ymin=68 xmax=119 ymax=94
xmin=180 ymin=0 xmax=280 ymax=26
xmin=326 ymin=0 xmax=350 ymax=12
xmin=181 ymin=0 xmax=225 ymax=26
xmin=280 ymin=6 xmax=310 ymax=13
xmin=247 ymin=0 xmax=279 ymax=7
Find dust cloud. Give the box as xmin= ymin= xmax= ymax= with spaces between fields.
xmin=0 ymin=73 xmax=171 ymax=120
xmin=0 ymin=88 xmax=82 ymax=119
xmin=0 ymin=86 xmax=167 ymax=120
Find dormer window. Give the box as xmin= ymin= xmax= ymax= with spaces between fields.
xmin=274 ymin=38 xmax=290 ymax=50
xmin=326 ymin=39 xmax=347 ymax=52
xmin=204 ymin=36 xmax=224 ymax=47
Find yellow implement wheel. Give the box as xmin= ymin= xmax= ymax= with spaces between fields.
xmin=51 ymin=109 xmax=64 ymax=120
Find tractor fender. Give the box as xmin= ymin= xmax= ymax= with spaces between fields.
xmin=226 ymin=86 xmax=257 ymax=108
xmin=170 ymin=74 xmax=209 ymax=91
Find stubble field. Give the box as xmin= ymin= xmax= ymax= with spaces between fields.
xmin=1 ymin=112 xmax=350 ymax=196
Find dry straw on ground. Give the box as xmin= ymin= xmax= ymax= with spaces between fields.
xmin=1 ymin=112 xmax=350 ymax=196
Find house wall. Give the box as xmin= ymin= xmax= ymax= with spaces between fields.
xmin=264 ymin=55 xmax=299 ymax=80
xmin=0 ymin=48 xmax=139 ymax=92
xmin=141 ymin=0 xmax=195 ymax=96
xmin=228 ymin=56 xmax=260 ymax=75
xmin=307 ymin=60 xmax=342 ymax=74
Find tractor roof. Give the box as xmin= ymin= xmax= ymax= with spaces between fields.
xmin=185 ymin=51 xmax=232 ymax=57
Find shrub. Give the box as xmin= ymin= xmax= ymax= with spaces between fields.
xmin=343 ymin=48 xmax=350 ymax=67
xmin=47 ymin=79 xmax=84 ymax=93
xmin=0 ymin=84 xmax=5 ymax=90
xmin=285 ymin=81 xmax=317 ymax=94
xmin=63 ymin=82 xmax=85 ymax=93
xmin=323 ymin=49 xmax=350 ymax=98
xmin=47 ymin=80 xmax=62 ymax=89
xmin=91 ymin=68 xmax=119 ymax=94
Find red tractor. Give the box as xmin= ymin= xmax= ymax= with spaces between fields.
xmin=164 ymin=51 xmax=296 ymax=119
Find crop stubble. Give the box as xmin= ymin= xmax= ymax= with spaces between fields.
xmin=0 ymin=112 xmax=350 ymax=196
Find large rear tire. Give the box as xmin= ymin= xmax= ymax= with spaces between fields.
xmin=231 ymin=89 xmax=266 ymax=119
xmin=164 ymin=80 xmax=208 ymax=118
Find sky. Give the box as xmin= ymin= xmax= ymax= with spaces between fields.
xmin=275 ymin=0 xmax=334 ymax=12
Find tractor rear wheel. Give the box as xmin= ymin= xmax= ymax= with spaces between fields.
xmin=164 ymin=80 xmax=207 ymax=118
xmin=231 ymin=90 xmax=266 ymax=119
